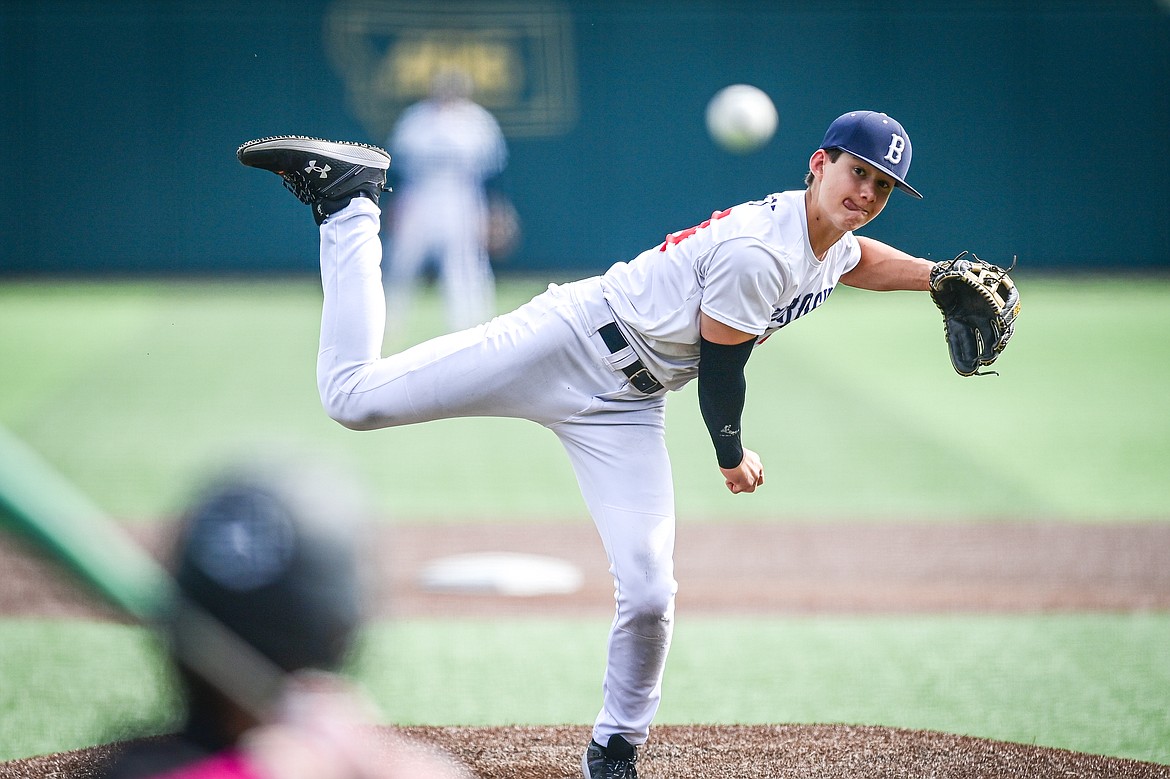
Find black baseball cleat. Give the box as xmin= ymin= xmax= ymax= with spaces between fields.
xmin=582 ymin=734 xmax=638 ymax=779
xmin=236 ymin=135 xmax=391 ymax=225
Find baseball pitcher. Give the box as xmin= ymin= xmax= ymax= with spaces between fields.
xmin=237 ymin=109 xmax=1017 ymax=779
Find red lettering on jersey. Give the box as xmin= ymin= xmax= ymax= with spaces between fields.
xmin=659 ymin=208 xmax=733 ymax=251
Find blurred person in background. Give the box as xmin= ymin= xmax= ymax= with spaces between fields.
xmin=382 ymin=68 xmax=509 ymax=336
xmin=99 ymin=457 xmax=468 ymax=779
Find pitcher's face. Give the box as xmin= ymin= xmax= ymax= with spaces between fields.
xmin=810 ymin=149 xmax=893 ymax=232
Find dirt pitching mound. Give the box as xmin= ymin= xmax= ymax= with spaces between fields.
xmin=3 ymin=724 xmax=1168 ymax=779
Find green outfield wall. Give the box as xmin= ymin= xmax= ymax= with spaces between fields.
xmin=2 ymin=0 xmax=1167 ymax=275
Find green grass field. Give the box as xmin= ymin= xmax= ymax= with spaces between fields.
xmin=2 ymin=274 xmax=1168 ymax=522
xmin=1 ymin=275 xmax=1169 ymax=764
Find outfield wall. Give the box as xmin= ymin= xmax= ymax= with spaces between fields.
xmin=2 ymin=0 xmax=1167 ymax=275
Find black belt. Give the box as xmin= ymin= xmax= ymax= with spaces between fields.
xmin=598 ymin=322 xmax=664 ymax=394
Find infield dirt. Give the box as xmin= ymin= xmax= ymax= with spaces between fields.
xmin=2 ymin=520 xmax=1169 ymax=778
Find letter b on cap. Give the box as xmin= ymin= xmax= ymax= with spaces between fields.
xmin=884 ymin=134 xmax=906 ymax=165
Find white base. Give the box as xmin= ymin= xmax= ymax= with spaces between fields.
xmin=418 ymin=552 xmax=584 ymax=597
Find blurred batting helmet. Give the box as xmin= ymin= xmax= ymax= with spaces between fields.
xmin=168 ymin=458 xmax=368 ymax=675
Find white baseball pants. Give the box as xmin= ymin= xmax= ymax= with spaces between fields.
xmin=318 ymin=198 xmax=677 ymax=746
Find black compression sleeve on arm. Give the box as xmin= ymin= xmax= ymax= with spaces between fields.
xmin=697 ymin=336 xmax=756 ymax=469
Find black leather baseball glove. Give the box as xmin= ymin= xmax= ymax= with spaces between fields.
xmin=928 ymin=252 xmax=1021 ymax=376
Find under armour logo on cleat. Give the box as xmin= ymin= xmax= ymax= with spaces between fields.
xmin=304 ymin=160 xmax=331 ymax=179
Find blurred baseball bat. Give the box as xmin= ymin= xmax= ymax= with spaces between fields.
xmin=0 ymin=426 xmax=283 ymax=718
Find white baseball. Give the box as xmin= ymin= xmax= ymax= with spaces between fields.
xmin=705 ymin=84 xmax=779 ymax=154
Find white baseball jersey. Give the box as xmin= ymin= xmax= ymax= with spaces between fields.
xmin=601 ymin=189 xmax=861 ymax=389
xmin=389 ymin=99 xmax=506 ymax=190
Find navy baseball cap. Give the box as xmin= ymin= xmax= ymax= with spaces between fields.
xmin=820 ymin=111 xmax=922 ymax=199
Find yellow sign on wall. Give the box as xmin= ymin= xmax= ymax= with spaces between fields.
xmin=325 ymin=0 xmax=579 ymax=140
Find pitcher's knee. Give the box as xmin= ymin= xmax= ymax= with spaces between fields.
xmin=621 ymin=604 xmax=674 ymax=642
xmin=319 ymin=386 xmax=380 ymax=431
xmin=330 ymin=410 xmax=377 ymax=431
xmin=616 ymin=577 xmax=676 ymax=639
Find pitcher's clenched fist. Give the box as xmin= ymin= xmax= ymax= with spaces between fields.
xmin=721 ymin=448 xmax=764 ymax=494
